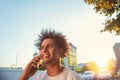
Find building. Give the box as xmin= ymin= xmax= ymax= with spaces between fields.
xmin=63 ymin=42 xmax=77 ymax=69
xmin=113 ymin=43 xmax=120 ymax=70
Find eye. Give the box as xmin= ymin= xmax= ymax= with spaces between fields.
xmin=39 ymin=46 xmax=44 ymax=50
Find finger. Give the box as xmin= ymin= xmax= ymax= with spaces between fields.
xmin=33 ymin=56 xmax=41 ymax=63
xmin=31 ymin=56 xmax=42 ymax=69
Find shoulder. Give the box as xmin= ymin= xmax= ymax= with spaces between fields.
xmin=63 ymin=67 xmax=82 ymax=80
xmin=64 ymin=67 xmax=78 ymax=75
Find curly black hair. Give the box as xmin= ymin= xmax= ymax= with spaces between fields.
xmin=35 ymin=29 xmax=69 ymax=58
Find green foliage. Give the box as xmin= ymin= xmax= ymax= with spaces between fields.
xmin=74 ymin=64 xmax=87 ymax=74
xmin=33 ymin=52 xmax=39 ymax=56
xmin=84 ymin=0 xmax=120 ymax=35
xmin=85 ymin=61 xmax=99 ymax=73
xmin=78 ymin=66 xmax=87 ymax=74
xmin=61 ymin=58 xmax=65 ymax=66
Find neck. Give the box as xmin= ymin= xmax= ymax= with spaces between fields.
xmin=46 ymin=62 xmax=64 ymax=76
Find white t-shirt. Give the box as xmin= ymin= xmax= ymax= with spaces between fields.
xmin=34 ymin=67 xmax=81 ymax=80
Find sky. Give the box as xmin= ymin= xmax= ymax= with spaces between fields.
xmin=0 ymin=0 xmax=120 ymax=68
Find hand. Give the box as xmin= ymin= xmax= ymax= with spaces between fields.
xmin=19 ymin=56 xmax=42 ymax=80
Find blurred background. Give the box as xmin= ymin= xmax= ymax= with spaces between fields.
xmin=0 ymin=0 xmax=120 ymax=80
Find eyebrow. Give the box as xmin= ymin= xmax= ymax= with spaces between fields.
xmin=39 ymin=43 xmax=54 ymax=49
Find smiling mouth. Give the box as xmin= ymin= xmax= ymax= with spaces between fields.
xmin=43 ymin=54 xmax=49 ymax=58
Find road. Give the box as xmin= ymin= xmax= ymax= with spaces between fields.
xmin=95 ymin=77 xmax=119 ymax=80
xmin=112 ymin=77 xmax=120 ymax=80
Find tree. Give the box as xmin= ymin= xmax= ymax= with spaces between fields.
xmin=85 ymin=61 xmax=99 ymax=73
xmin=84 ymin=0 xmax=120 ymax=35
xmin=107 ymin=58 xmax=116 ymax=72
xmin=33 ymin=51 xmax=39 ymax=56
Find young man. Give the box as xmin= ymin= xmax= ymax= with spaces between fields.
xmin=19 ymin=29 xmax=81 ymax=80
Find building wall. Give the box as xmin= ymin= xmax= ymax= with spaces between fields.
xmin=64 ymin=42 xmax=77 ymax=68
xmin=113 ymin=43 xmax=120 ymax=70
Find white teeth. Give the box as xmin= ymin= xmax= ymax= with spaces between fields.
xmin=43 ymin=54 xmax=49 ymax=58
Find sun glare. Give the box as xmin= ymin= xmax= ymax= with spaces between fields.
xmin=96 ymin=60 xmax=108 ymax=68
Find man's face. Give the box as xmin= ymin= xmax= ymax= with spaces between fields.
xmin=40 ymin=38 xmax=61 ymax=64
